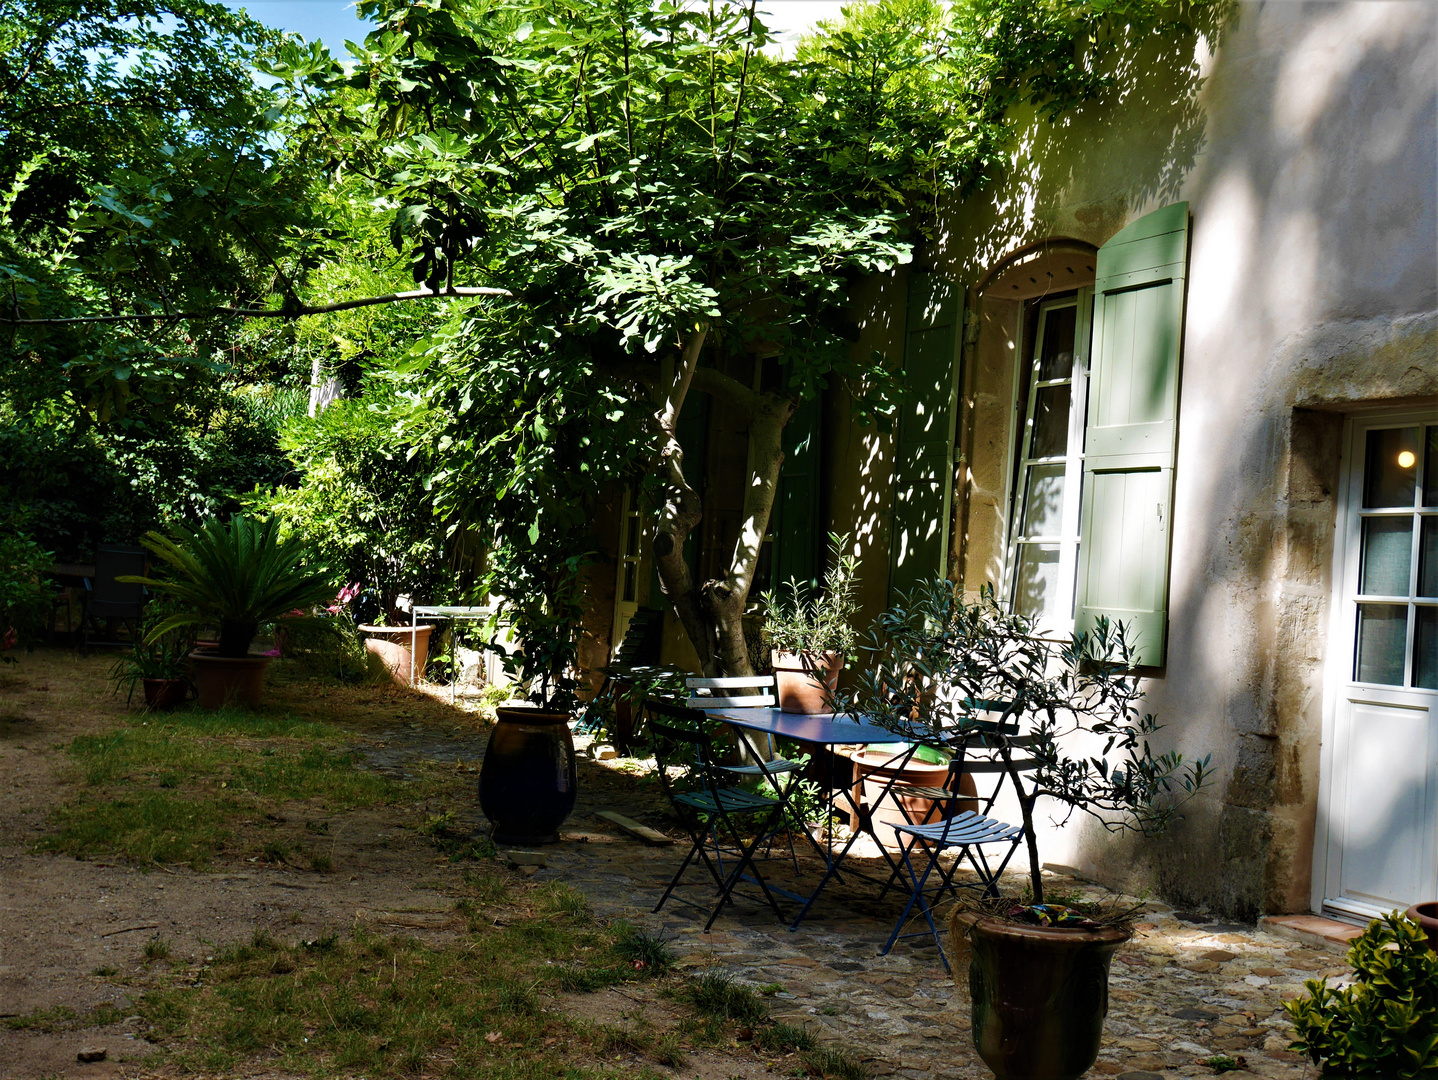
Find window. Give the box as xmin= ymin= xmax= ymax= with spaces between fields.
xmin=1007 ymin=292 xmax=1091 ymax=631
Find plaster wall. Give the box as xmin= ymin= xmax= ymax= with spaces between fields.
xmin=827 ymin=1 xmax=1438 ymax=917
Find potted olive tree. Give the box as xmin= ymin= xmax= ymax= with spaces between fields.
xmin=761 ymin=533 xmax=859 ymax=713
xmin=124 ymin=515 xmax=336 ymax=709
xmin=841 ymin=582 xmax=1211 ymax=1080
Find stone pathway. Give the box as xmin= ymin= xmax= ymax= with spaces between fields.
xmin=365 ymin=723 xmax=1345 ymax=1080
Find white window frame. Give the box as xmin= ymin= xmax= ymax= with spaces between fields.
xmin=1003 ymin=289 xmax=1092 ymax=636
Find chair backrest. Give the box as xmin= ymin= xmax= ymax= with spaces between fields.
xmin=944 ymin=723 xmax=1038 ymax=816
xmin=685 ymin=674 xmax=776 ymax=711
xmin=90 ymin=545 xmax=147 ymax=612
xmin=640 ymin=698 xmax=723 ymax=806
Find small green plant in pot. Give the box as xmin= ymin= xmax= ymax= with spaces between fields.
xmin=476 ymin=551 xmax=587 ymax=845
xmin=1285 ymin=910 xmax=1438 ymax=1077
xmin=841 ymin=581 xmax=1211 ymax=1080
xmin=761 ymin=533 xmax=859 ymax=713
xmin=108 ymin=596 xmax=199 ymax=710
xmin=124 ymin=515 xmax=336 ymax=709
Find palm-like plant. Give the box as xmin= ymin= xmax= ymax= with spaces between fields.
xmin=125 ymin=515 xmax=335 ymax=658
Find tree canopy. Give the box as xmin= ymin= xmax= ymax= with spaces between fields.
xmin=2 ymin=0 xmax=1225 ymax=674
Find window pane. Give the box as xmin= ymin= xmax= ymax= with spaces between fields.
xmin=1355 ymin=603 xmax=1407 ymax=685
xmin=1421 ymin=518 xmax=1438 ymax=598
xmin=1020 ymin=464 xmax=1065 ymax=538
xmin=1028 ymin=385 xmax=1071 ymax=460
xmin=1360 ymin=517 xmax=1413 ymax=596
xmin=1013 ymin=544 xmax=1061 ymax=620
xmin=1426 ymin=427 xmax=1438 ymax=507
xmin=1037 ymin=305 xmax=1077 ymax=381
xmin=622 ymin=564 xmax=637 ymax=603
xmin=1416 ymin=607 xmax=1438 ymax=690
xmin=1363 ymin=427 xmax=1420 ymax=508
xmin=625 ymin=519 xmax=640 ymax=558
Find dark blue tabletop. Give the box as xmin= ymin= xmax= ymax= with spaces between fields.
xmin=711 ymin=707 xmax=903 ymax=745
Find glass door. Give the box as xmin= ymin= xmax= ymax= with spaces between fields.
xmin=1321 ymin=413 xmax=1438 ymax=919
xmin=611 ymin=488 xmax=643 ymax=650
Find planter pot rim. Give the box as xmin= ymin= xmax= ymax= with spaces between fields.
xmin=495 ymin=705 xmax=572 ymax=725
xmin=188 ymin=650 xmax=274 ymax=665
xmin=357 ymin=623 xmax=434 ymax=634
xmin=771 ymin=649 xmax=842 ymax=666
xmin=970 ymin=914 xmax=1134 ymax=947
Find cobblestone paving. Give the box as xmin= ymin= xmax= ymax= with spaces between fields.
xmin=370 ymin=724 xmax=1340 ymax=1080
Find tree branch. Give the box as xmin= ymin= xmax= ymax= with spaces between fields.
xmin=0 ymin=286 xmax=513 ymax=325
xmin=690 ymin=364 xmax=765 ymax=413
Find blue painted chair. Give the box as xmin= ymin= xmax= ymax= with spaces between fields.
xmin=878 ymin=718 xmax=1033 ymax=971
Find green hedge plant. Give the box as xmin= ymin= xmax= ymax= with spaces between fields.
xmin=1285 ymin=910 xmax=1438 ymax=1077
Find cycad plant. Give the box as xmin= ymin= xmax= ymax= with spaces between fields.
xmin=125 ymin=515 xmax=335 ymax=658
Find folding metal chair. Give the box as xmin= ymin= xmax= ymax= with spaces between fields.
xmin=878 ymin=722 xmax=1033 ymax=971
xmin=643 ymin=699 xmax=789 ymax=931
xmin=81 ymin=545 xmax=147 ymax=654
xmin=687 ymin=674 xmax=806 ymax=871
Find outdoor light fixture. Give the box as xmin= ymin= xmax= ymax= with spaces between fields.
xmin=1398 ymin=450 xmax=1417 ymax=469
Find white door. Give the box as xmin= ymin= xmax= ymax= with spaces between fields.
xmin=1320 ymin=412 xmax=1438 ymax=920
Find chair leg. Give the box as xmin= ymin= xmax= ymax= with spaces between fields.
xmin=880 ymin=834 xmax=944 ymax=961
xmin=653 ymin=833 xmax=705 ymax=914
xmin=704 ymin=807 xmax=787 ymax=931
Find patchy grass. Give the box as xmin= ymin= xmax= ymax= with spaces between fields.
xmin=35 ymin=707 xmax=417 ymax=867
xmin=3 ymin=1003 xmax=124 ymax=1033
xmin=134 ymin=888 xmax=678 ymax=1078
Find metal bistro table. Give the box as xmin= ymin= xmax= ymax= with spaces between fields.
xmin=713 ymin=707 xmax=925 ymax=931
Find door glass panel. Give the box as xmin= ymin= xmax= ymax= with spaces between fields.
xmin=1416 ymin=607 xmax=1438 ymax=690
xmin=1360 ymin=517 xmax=1414 ymax=596
xmin=1355 ymin=603 xmax=1408 ymax=685
xmin=1363 ymin=427 xmax=1420 ymax=508
xmin=1028 ymin=386 xmax=1071 ymax=460
xmin=1013 ymin=544 xmax=1061 ymax=620
xmin=622 ymin=564 xmax=637 ymax=603
xmin=1020 ymin=464 xmax=1065 ymax=538
xmin=1426 ymin=427 xmax=1438 ymax=507
xmin=1421 ymin=518 xmax=1438 ymax=598
xmin=1037 ymin=306 xmax=1076 ymax=381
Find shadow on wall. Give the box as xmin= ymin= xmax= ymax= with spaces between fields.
xmin=1079 ymin=3 xmax=1438 ymax=920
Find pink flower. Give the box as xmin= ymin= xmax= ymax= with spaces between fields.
xmin=1 ymin=626 xmax=14 ymax=652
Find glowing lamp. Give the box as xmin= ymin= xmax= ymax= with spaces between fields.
xmin=1398 ymin=450 xmax=1417 ymax=469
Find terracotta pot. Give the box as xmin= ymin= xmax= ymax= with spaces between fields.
xmin=771 ymin=650 xmax=842 ymax=714
xmin=142 ymin=678 xmax=188 ymax=711
xmin=852 ymin=748 xmax=978 ymax=852
xmin=358 ymin=624 xmax=434 ymax=687
xmin=189 ymin=651 xmax=273 ymax=710
xmin=962 ymin=914 xmax=1132 ymax=1080
xmin=479 ymin=706 xmax=578 ymax=845
xmin=1405 ymin=902 xmax=1438 ymax=951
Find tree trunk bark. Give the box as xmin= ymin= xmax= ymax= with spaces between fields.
xmin=647 ymin=338 xmax=795 ymax=677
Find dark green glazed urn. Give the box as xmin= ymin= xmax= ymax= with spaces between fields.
xmin=966 ymin=916 xmax=1132 ymax=1080
xmin=479 ymin=707 xmax=577 ymax=845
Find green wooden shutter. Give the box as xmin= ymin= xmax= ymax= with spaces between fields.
xmin=771 ymin=396 xmax=822 ymax=590
xmin=888 ymin=273 xmax=965 ymax=604
xmin=1075 ymin=202 xmax=1190 ymax=666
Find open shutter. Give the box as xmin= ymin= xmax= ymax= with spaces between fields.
xmin=888 ymin=273 xmax=965 ymax=603
xmin=1075 ymin=202 xmax=1190 ymax=666
xmin=771 ymin=396 xmax=822 ymax=590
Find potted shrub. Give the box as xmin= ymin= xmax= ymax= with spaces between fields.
xmin=477 ymin=554 xmax=584 ymax=845
xmin=108 ymin=596 xmax=198 ymax=710
xmin=124 ymin=515 xmax=336 ymax=709
xmin=1285 ymin=909 xmax=1438 ymax=1076
xmin=842 ymin=582 xmax=1211 ymax=1080
xmin=761 ymin=533 xmax=859 ymax=714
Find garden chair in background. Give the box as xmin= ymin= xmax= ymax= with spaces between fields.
xmin=686 ymin=674 xmax=805 ymax=871
xmin=81 ymin=544 xmax=147 ymax=654
xmin=643 ymin=698 xmax=789 ymax=931
xmin=575 ymin=608 xmax=676 ymax=753
xmin=877 ymin=709 xmax=1033 ymax=970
